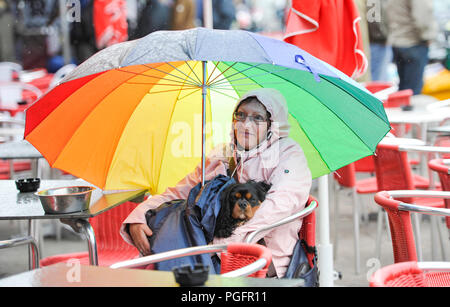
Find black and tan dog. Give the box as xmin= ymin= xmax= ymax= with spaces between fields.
xmin=214 ymin=180 xmax=272 ymax=238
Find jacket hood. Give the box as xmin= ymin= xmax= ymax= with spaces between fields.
xmin=229 ymin=88 xmax=290 ymax=169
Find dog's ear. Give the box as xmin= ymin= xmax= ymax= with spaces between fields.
xmin=257 ymin=181 xmax=272 ymax=193
xmin=254 ymin=181 xmax=272 ymax=201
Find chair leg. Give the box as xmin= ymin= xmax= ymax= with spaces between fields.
xmin=431 ymin=215 xmax=439 ymax=260
xmin=352 ymin=188 xmax=360 ymax=275
xmin=375 ymin=207 xmax=383 ymax=260
xmin=436 ymin=217 xmax=449 ymax=261
xmin=412 ymin=213 xmax=423 ymax=261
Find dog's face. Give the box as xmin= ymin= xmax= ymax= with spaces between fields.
xmin=223 ymin=181 xmax=272 ymax=221
xmin=215 ymin=180 xmax=271 ymax=238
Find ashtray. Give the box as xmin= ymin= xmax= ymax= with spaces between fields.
xmin=15 ymin=178 xmax=41 ymax=193
xmin=173 ymin=264 xmax=210 ymax=286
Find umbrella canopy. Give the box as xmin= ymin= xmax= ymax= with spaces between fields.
xmin=24 ymin=28 xmax=390 ymax=193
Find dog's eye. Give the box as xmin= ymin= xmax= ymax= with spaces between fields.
xmin=235 ymin=192 xmax=241 ymax=198
xmin=245 ymin=192 xmax=252 ymax=200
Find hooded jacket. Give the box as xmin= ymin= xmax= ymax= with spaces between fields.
xmin=120 ymin=88 xmax=312 ymax=277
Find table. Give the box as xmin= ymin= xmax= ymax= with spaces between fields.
xmin=0 ymin=180 xmax=146 ymax=268
xmin=0 ymin=263 xmax=304 ymax=287
xmin=0 ymin=140 xmax=42 ymax=160
xmin=385 ymin=106 xmax=450 ymax=141
xmin=428 ymin=125 xmax=450 ymax=135
xmin=0 ymin=140 xmax=42 ymax=177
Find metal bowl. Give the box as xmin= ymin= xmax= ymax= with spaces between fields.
xmin=37 ymin=186 xmax=94 ymax=214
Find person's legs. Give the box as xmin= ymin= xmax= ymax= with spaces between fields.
xmin=393 ymin=45 xmax=429 ymax=95
xmin=370 ymin=43 xmax=392 ymax=81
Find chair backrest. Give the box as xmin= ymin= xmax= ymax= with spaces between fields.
xmin=89 ymin=201 xmax=140 ymax=251
xmin=373 ymin=143 xmax=415 ymax=203
xmin=0 ymin=82 xmax=42 ymax=108
xmin=374 ymin=191 xmax=418 ymax=263
xmin=220 ymin=243 xmax=272 ymax=278
xmin=384 ymin=89 xmax=413 ymax=108
xmin=364 ymin=81 xmax=393 ymax=94
xmin=428 ymin=158 xmax=450 ymax=228
xmin=299 ymin=195 xmax=317 ymax=268
xmin=334 ymin=163 xmax=356 ymax=188
xmin=110 ymin=242 xmax=272 ymax=278
xmin=0 ymin=62 xmax=22 ymax=82
xmin=354 ymin=155 xmax=375 ymax=173
xmin=370 ymin=261 xmax=450 ymax=287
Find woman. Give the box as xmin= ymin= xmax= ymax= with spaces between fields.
xmin=120 ymin=88 xmax=312 ymax=277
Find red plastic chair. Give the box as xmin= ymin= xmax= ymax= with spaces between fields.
xmin=374 ymin=143 xmax=442 ymax=202
xmin=370 ymin=261 xmax=450 ymax=287
xmin=40 ymin=201 xmax=141 ymax=267
xmin=383 ymin=89 xmax=414 ymax=136
xmin=333 ymin=163 xmax=377 ymax=274
xmin=428 ymin=159 xmax=450 ymax=230
xmin=364 ymin=81 xmax=394 ymax=94
xmin=298 ymin=196 xmax=317 ymax=269
xmin=0 ymin=160 xmax=32 ymax=179
xmin=384 ymin=89 xmax=413 ymax=108
xmin=374 ymin=190 xmax=450 ymax=263
xmin=111 ymin=242 xmax=272 ymax=278
xmin=373 ymin=143 xmax=445 ymax=259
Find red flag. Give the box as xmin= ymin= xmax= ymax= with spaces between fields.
xmin=94 ymin=0 xmax=128 ymax=49
xmin=284 ymin=0 xmax=368 ymax=78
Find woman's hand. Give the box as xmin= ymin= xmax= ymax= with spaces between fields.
xmin=129 ymin=223 xmax=153 ymax=256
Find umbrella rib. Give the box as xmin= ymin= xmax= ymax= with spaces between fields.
xmin=208 ymin=63 xmax=263 ymax=87
xmin=206 ymin=62 xmax=238 ymax=85
xmin=182 ymin=61 xmax=203 ymax=85
xmin=141 ymin=64 xmax=201 ymax=87
xmin=210 ymin=67 xmax=292 ymax=88
xmin=145 ymin=87 xmax=203 ymax=95
xmin=209 ymin=87 xmax=242 ymax=101
xmin=210 ymin=82 xmax=288 ymax=90
xmin=125 ymin=81 xmax=199 ymax=89
xmin=165 ymin=62 xmax=203 ymax=87
xmin=117 ymin=67 xmax=200 ymax=87
xmin=177 ymin=88 xmax=202 ymax=101
xmin=205 ymin=61 xmax=220 ymax=85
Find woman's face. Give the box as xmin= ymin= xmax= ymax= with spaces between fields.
xmin=233 ymin=98 xmax=270 ymax=151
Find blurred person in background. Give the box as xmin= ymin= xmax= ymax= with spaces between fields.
xmin=0 ymin=0 xmax=16 ymax=62
xmin=71 ymin=0 xmax=98 ymax=63
xmin=194 ymin=0 xmax=235 ymax=29
xmin=367 ymin=0 xmax=392 ymax=81
xmin=386 ymin=0 xmax=438 ymax=94
xmin=134 ymin=0 xmax=172 ymax=38
xmin=171 ymin=0 xmax=195 ymax=30
xmin=212 ymin=0 xmax=235 ymax=30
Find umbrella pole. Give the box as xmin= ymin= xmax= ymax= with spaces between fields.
xmin=201 ymin=61 xmax=207 ymax=186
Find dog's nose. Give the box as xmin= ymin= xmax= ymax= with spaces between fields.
xmin=238 ymin=200 xmax=248 ymax=210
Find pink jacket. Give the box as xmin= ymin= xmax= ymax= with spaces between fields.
xmin=120 ymin=88 xmax=312 ymax=277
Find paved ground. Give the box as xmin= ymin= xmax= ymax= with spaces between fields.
xmin=0 ymin=180 xmax=448 ymax=287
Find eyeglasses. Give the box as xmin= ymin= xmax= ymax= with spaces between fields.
xmin=233 ymin=111 xmax=269 ymax=123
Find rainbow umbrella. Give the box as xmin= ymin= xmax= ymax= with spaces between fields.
xmin=24 ymin=28 xmax=390 ymax=193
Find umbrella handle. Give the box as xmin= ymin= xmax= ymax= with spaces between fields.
xmin=295 ymin=55 xmax=321 ymax=82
